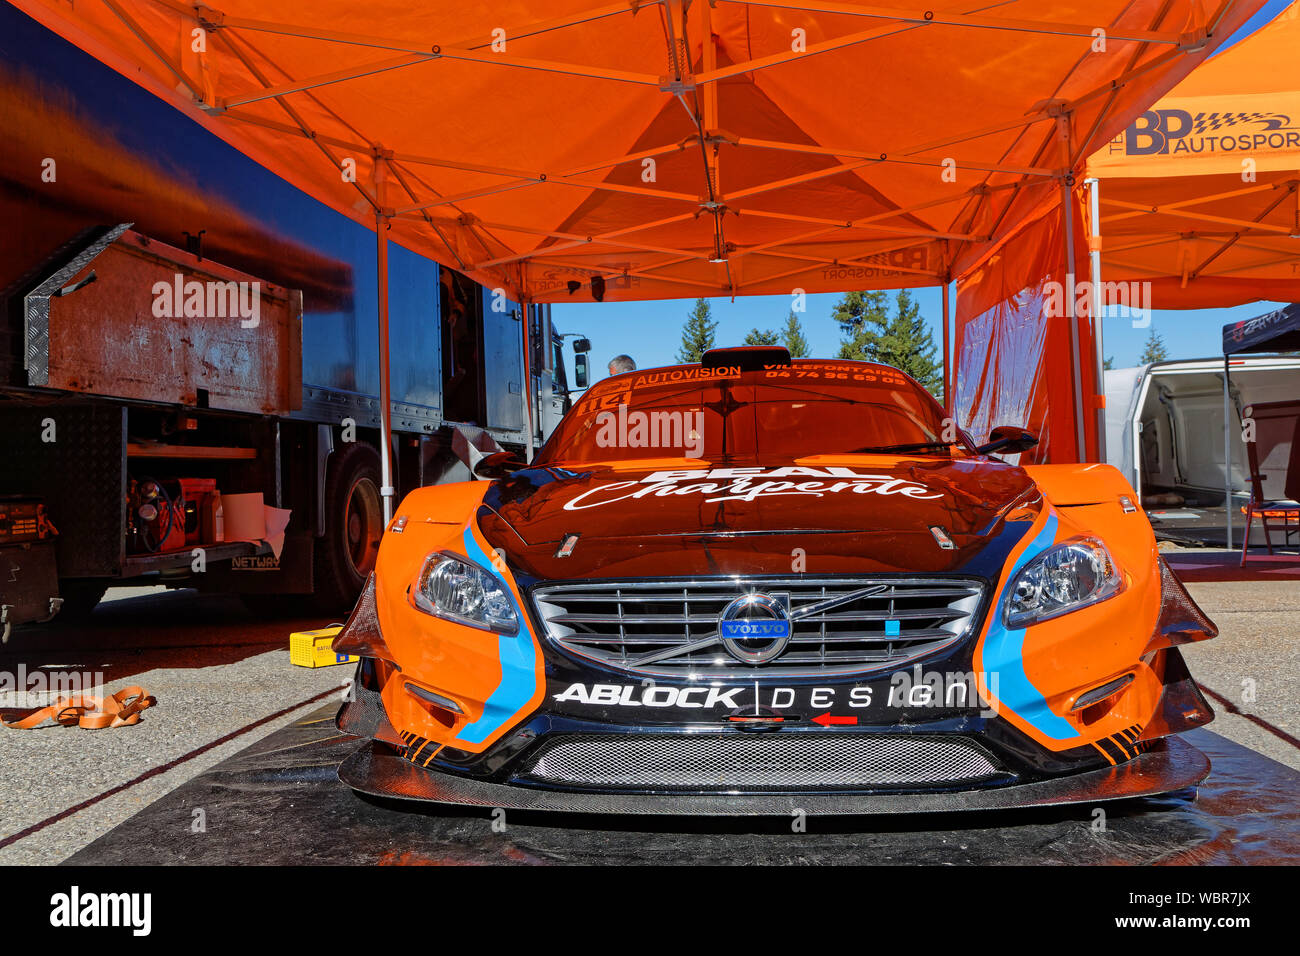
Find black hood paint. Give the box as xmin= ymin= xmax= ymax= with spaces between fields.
xmin=478 ymin=459 xmax=1041 ymax=583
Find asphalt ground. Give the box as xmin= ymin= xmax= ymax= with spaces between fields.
xmin=0 ymin=587 xmax=342 ymax=865
xmin=1177 ymin=579 xmax=1300 ymax=770
xmin=0 ymin=576 xmax=1296 ymax=865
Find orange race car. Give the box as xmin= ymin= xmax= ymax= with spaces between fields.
xmin=333 ymin=347 xmax=1218 ymax=814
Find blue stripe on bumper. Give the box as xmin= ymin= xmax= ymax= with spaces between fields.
xmin=982 ymin=511 xmax=1079 ymax=741
xmin=453 ymin=523 xmax=537 ymax=745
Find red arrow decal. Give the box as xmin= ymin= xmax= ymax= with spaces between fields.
xmin=812 ymin=712 xmax=857 ymax=727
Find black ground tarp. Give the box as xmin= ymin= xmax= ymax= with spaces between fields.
xmin=65 ymin=704 xmax=1300 ymax=865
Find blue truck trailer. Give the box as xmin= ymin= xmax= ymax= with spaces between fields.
xmin=0 ymin=3 xmax=581 ymax=631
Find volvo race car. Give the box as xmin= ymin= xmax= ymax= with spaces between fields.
xmin=333 ymin=347 xmax=1218 ymax=814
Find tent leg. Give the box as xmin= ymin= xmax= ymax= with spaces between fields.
xmin=1224 ymin=357 xmax=1232 ymax=551
xmin=942 ymin=281 xmax=951 ymax=415
xmin=1061 ymin=178 xmax=1087 ymax=462
xmin=520 ymin=299 xmax=535 ymax=462
xmin=1086 ymin=177 xmax=1107 ymax=463
xmin=376 ymin=212 xmax=395 ymax=524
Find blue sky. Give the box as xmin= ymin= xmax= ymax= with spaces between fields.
xmin=1216 ymin=0 xmax=1295 ymax=51
xmin=554 ymin=0 xmax=1295 ymax=381
xmin=553 ymin=292 xmax=1286 ymax=378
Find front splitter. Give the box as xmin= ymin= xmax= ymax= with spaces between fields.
xmin=338 ymin=736 xmax=1210 ymax=815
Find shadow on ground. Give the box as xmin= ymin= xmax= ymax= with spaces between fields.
xmin=1 ymin=588 xmax=334 ymax=690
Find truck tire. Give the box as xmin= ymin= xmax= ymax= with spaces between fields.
xmin=314 ymin=441 xmax=384 ymax=613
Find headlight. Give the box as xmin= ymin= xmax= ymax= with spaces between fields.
xmin=411 ymin=552 xmax=519 ymax=634
xmin=1003 ymin=537 xmax=1123 ymax=628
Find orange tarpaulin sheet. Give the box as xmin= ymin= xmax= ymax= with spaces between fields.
xmin=954 ymin=191 xmax=1100 ymax=462
xmin=1086 ymin=2 xmax=1300 ymax=308
xmin=9 ymin=0 xmax=1262 ymax=303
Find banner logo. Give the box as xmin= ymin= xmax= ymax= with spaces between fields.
xmin=1120 ymin=109 xmax=1299 ymax=156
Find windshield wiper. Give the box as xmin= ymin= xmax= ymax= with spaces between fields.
xmin=849 ymin=441 xmax=954 ymax=454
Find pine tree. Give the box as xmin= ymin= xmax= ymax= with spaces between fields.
xmin=743 ymin=327 xmax=780 ymax=346
xmin=676 ymin=298 xmax=718 ymax=363
xmin=833 ymin=291 xmax=890 ymax=359
xmin=1103 ymin=355 xmax=1115 ymax=370
xmin=781 ymin=312 xmax=810 ymax=358
xmin=835 ymin=289 xmax=942 ymax=397
xmin=1139 ymin=328 xmax=1168 ymax=365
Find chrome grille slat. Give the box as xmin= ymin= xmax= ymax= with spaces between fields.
xmin=532 ymin=576 xmax=987 ymax=679
xmin=562 ymin=635 xmax=712 ymax=646
xmin=544 ymin=593 xmax=746 ymax=603
xmin=796 ymin=608 xmax=968 ymax=622
xmin=549 ymin=613 xmax=725 ymax=624
xmin=789 ymin=629 xmax=955 ymax=643
xmin=547 ymin=586 xmax=981 ymax=599
xmin=778 ymin=644 xmax=953 ymax=663
xmin=525 ymin=735 xmax=1002 ymax=791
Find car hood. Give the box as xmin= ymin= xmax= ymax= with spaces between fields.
xmin=479 ymin=457 xmax=1041 ymax=581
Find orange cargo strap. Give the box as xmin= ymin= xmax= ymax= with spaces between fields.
xmin=1 ymin=686 xmax=155 ymax=729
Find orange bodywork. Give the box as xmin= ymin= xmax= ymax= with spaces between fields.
xmin=974 ymin=463 xmax=1180 ymax=757
xmin=369 ymin=483 xmax=547 ymax=757
xmin=364 ymin=457 xmax=1201 ymax=765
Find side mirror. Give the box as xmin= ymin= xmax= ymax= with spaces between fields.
xmin=976 ymin=426 xmax=1039 ymax=456
xmin=473 ymin=450 xmax=526 ymax=479
xmin=572 ymin=336 xmax=592 ymax=353
xmin=573 ymin=352 xmax=589 ymax=389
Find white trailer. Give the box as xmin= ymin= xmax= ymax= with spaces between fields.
xmin=1104 ymin=356 xmax=1300 ymax=546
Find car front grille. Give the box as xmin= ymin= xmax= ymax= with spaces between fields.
xmin=522 ymin=734 xmax=1002 ymax=791
xmin=531 ymin=576 xmax=985 ymax=678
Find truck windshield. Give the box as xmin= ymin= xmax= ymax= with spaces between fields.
xmin=534 ymin=361 xmax=960 ymax=465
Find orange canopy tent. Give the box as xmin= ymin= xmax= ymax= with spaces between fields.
xmin=1078 ymin=3 xmax=1300 ymax=547
xmin=951 ymin=5 xmax=1297 ymax=470
xmin=10 ymin=0 xmax=1265 ymax=511
xmin=1085 ymin=1 xmax=1300 ymax=308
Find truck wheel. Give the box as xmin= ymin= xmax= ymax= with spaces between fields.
xmin=56 ymin=580 xmax=109 ymax=622
xmin=314 ymin=441 xmax=383 ymax=613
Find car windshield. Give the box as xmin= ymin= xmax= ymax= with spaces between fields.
xmin=535 ymin=360 xmax=961 ymax=466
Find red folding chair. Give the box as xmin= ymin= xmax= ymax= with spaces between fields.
xmin=1240 ymin=400 xmax=1300 ymax=566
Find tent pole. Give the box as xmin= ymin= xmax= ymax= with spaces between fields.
xmin=1086 ymin=177 xmax=1107 ymax=462
xmin=520 ymin=298 xmax=535 ymax=463
xmin=1224 ymin=356 xmax=1233 ymax=551
xmin=942 ymin=280 xmax=951 ymax=415
xmin=376 ymin=212 xmax=395 ymax=524
xmin=1061 ymin=177 xmax=1087 ymax=462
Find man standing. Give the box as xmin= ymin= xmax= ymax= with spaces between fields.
xmin=608 ymin=354 xmax=636 ymax=376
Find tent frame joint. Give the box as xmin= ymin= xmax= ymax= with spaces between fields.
xmin=659 ymin=75 xmax=696 ymax=94
xmin=194 ymin=5 xmax=226 ymax=30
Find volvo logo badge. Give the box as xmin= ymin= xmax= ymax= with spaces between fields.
xmin=719 ymin=592 xmax=792 ymax=665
